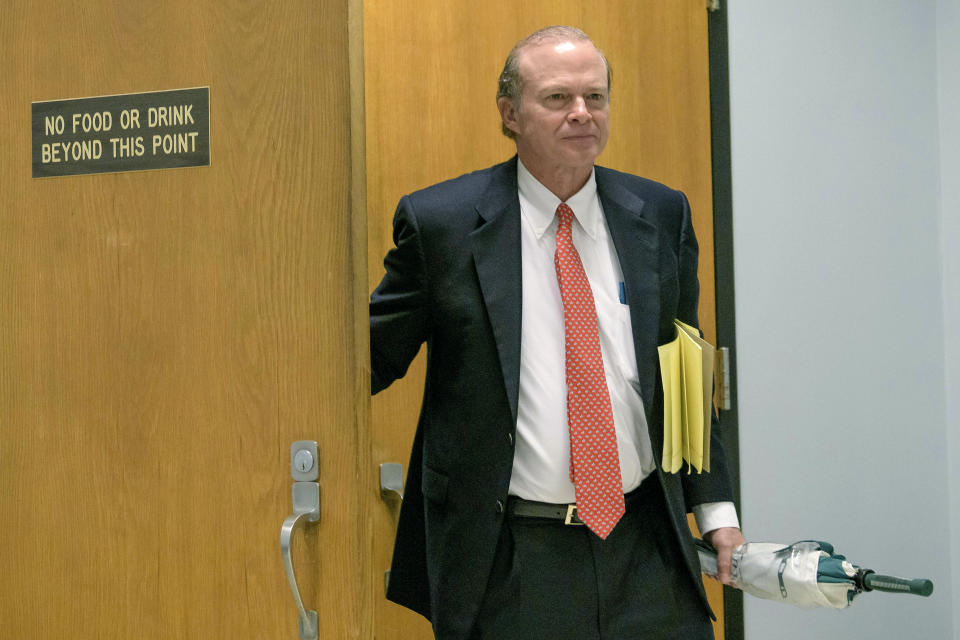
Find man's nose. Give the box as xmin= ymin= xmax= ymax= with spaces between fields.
xmin=568 ymin=97 xmax=591 ymax=123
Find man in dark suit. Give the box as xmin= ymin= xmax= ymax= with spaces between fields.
xmin=370 ymin=26 xmax=746 ymax=640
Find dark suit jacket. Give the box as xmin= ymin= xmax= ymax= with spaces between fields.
xmin=370 ymin=156 xmax=734 ymax=639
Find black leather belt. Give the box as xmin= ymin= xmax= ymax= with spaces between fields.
xmin=507 ymin=478 xmax=655 ymax=526
xmin=508 ymin=499 xmax=586 ymax=525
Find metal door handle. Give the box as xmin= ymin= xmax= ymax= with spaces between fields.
xmin=379 ymin=463 xmax=403 ymax=594
xmin=281 ymin=482 xmax=320 ymax=639
xmin=379 ymin=462 xmax=403 ymax=501
xmin=281 ymin=442 xmax=320 ymax=640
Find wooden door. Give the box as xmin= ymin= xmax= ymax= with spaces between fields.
xmin=364 ymin=2 xmax=722 ymax=638
xmin=0 ymin=1 xmax=372 ymax=638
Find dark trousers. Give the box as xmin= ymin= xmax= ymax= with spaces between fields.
xmin=469 ymin=477 xmax=714 ymax=640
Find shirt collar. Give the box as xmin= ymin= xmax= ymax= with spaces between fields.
xmin=517 ymin=159 xmax=600 ymax=240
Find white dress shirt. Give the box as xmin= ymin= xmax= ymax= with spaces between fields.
xmin=509 ymin=160 xmax=739 ymax=534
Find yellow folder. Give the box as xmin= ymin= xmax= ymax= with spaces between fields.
xmin=656 ymin=319 xmax=715 ymax=473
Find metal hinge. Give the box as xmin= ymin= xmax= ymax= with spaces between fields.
xmin=715 ymin=346 xmax=732 ymax=410
xmin=707 ymin=0 xmax=721 ymax=11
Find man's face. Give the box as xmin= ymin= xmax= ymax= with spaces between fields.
xmin=500 ymin=39 xmax=610 ymax=175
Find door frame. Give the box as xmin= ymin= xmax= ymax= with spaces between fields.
xmin=707 ymin=5 xmax=744 ymax=640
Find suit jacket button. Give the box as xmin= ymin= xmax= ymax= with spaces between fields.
xmin=495 ymin=500 xmax=504 ymax=514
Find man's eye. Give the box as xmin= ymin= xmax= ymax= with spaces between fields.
xmin=548 ymin=94 xmax=566 ymax=101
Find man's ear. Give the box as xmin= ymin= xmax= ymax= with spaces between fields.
xmin=497 ymin=97 xmax=521 ymax=136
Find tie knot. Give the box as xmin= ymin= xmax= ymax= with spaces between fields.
xmin=556 ymin=203 xmax=575 ymax=231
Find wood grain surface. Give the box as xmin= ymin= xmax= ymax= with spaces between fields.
xmin=0 ymin=1 xmax=370 ymax=637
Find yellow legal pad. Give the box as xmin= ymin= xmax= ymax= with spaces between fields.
xmin=657 ymin=319 xmax=714 ymax=474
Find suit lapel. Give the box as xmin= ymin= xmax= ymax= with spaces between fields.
xmin=468 ymin=162 xmax=661 ymax=432
xmin=596 ymin=168 xmax=661 ymax=419
xmin=470 ymin=158 xmax=523 ymax=425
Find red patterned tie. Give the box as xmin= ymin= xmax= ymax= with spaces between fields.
xmin=554 ymin=203 xmax=625 ymax=539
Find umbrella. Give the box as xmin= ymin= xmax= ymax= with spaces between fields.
xmin=695 ymin=539 xmax=934 ymax=609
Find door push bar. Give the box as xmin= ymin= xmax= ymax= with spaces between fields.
xmin=280 ymin=441 xmax=320 ymax=640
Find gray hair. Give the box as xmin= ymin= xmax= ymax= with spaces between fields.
xmin=496 ymin=26 xmax=612 ymax=138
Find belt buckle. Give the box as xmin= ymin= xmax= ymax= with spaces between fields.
xmin=564 ymin=504 xmax=584 ymax=526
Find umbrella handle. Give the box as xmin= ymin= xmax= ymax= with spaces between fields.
xmin=859 ymin=570 xmax=934 ymax=597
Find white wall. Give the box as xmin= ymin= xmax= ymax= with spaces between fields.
xmin=727 ymin=1 xmax=956 ymax=638
xmin=937 ymin=0 xmax=960 ymax=634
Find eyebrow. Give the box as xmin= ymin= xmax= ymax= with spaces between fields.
xmin=538 ymin=85 xmax=607 ymax=94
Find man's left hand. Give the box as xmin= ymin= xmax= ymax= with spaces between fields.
xmin=703 ymin=527 xmax=746 ymax=586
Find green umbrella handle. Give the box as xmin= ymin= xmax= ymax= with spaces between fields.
xmin=860 ymin=570 xmax=934 ymax=597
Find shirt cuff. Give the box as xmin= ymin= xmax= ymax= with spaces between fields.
xmin=692 ymin=501 xmax=740 ymax=535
